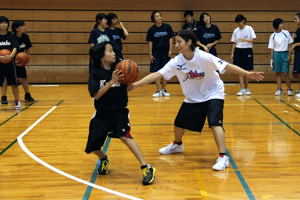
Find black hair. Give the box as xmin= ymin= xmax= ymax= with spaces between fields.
xmin=184 ymin=10 xmax=194 ymax=17
xmin=0 ymin=16 xmax=9 ymax=31
xmin=89 ymin=41 xmax=115 ymax=69
xmin=93 ymin=13 xmax=106 ymax=29
xmin=151 ymin=10 xmax=161 ymax=23
xmin=273 ymin=18 xmax=284 ymax=29
xmin=199 ymin=12 xmax=211 ymax=27
xmin=107 ymin=13 xmax=118 ymax=26
xmin=12 ymin=20 xmax=25 ymax=33
xmin=296 ymin=12 xmax=300 ymax=19
xmin=176 ymin=30 xmax=198 ymax=51
xmin=235 ymin=14 xmax=247 ymax=23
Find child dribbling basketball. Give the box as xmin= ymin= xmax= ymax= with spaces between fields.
xmin=85 ymin=41 xmax=155 ymax=185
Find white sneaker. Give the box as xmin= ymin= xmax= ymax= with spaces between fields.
xmin=287 ymin=89 xmax=294 ymax=96
xmin=14 ymin=100 xmax=21 ymax=110
xmin=295 ymin=93 xmax=300 ymax=98
xmin=275 ymin=89 xmax=283 ymax=96
xmin=212 ymin=156 xmax=229 ymax=171
xmin=236 ymin=89 xmax=245 ymax=96
xmin=244 ymin=88 xmax=252 ymax=95
xmin=161 ymin=89 xmax=171 ymax=97
xmin=159 ymin=143 xmax=184 ymax=155
xmin=152 ymin=91 xmax=162 ymax=97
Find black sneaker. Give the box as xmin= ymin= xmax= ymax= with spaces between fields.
xmin=97 ymin=156 xmax=109 ymax=175
xmin=141 ymin=164 xmax=156 ymax=185
xmin=1 ymin=96 xmax=8 ymax=104
xmin=24 ymin=93 xmax=35 ymax=102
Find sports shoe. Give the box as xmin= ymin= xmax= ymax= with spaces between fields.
xmin=25 ymin=93 xmax=35 ymax=101
xmin=236 ymin=89 xmax=245 ymax=96
xmin=161 ymin=89 xmax=171 ymax=97
xmin=141 ymin=164 xmax=156 ymax=185
xmin=98 ymin=156 xmax=109 ymax=175
xmin=274 ymin=89 xmax=283 ymax=96
xmin=1 ymin=96 xmax=8 ymax=104
xmin=212 ymin=155 xmax=229 ymax=171
xmin=159 ymin=143 xmax=184 ymax=155
xmin=295 ymin=93 xmax=300 ymax=98
xmin=244 ymin=88 xmax=252 ymax=95
xmin=152 ymin=91 xmax=162 ymax=97
xmin=287 ymin=89 xmax=294 ymax=96
xmin=14 ymin=100 xmax=21 ymax=110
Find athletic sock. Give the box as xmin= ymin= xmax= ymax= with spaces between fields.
xmin=173 ymin=141 xmax=182 ymax=145
xmin=219 ymin=153 xmax=226 ymax=157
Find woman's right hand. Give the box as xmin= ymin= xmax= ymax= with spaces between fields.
xmin=111 ymin=70 xmax=124 ymax=84
xmin=270 ymin=59 xmax=273 ymax=68
xmin=150 ymin=55 xmax=155 ymax=63
xmin=203 ymin=46 xmax=209 ymax=52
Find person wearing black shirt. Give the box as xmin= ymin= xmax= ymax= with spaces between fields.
xmin=88 ymin=13 xmax=112 ymax=72
xmin=182 ymin=10 xmax=197 ymax=35
xmin=10 ymin=20 xmax=34 ymax=102
xmin=196 ymin=12 xmax=222 ymax=56
xmin=0 ymin=16 xmax=20 ymax=109
xmin=146 ymin=11 xmax=174 ymax=97
xmin=107 ymin=13 xmax=129 ymax=62
xmin=292 ymin=12 xmax=300 ymax=98
xmin=88 ymin=13 xmax=111 ymax=46
xmin=86 ymin=41 xmax=156 ymax=185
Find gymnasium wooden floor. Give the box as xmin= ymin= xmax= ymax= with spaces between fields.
xmin=1 ymin=83 xmax=300 ymax=200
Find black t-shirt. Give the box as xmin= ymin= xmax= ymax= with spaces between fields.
xmin=0 ymin=32 xmax=18 ymax=51
xmin=182 ymin=21 xmax=198 ymax=35
xmin=16 ymin=33 xmax=32 ymax=52
xmin=107 ymin=28 xmax=125 ymax=53
xmin=88 ymin=66 xmax=128 ymax=112
xmin=294 ymin=27 xmax=300 ymax=52
xmin=196 ymin=24 xmax=221 ymax=46
xmin=146 ymin=23 xmax=174 ymax=50
xmin=88 ymin=28 xmax=112 ymax=44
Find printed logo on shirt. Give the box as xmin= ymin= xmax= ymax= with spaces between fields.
xmin=154 ymin=32 xmax=168 ymax=38
xmin=243 ymin=34 xmax=249 ymax=38
xmin=176 ymin=63 xmax=187 ymax=70
xmin=218 ymin=59 xmax=224 ymax=65
xmin=183 ymin=70 xmax=205 ymax=81
xmin=0 ymin=40 xmax=11 ymax=46
xmin=112 ymin=35 xmax=121 ymax=40
xmin=97 ymin=35 xmax=110 ymax=44
xmin=19 ymin=43 xmax=26 ymax=49
xmin=99 ymin=80 xmax=121 ymax=88
xmin=203 ymin=33 xmax=215 ymax=39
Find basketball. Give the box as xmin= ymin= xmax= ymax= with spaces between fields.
xmin=116 ymin=60 xmax=139 ymax=84
xmin=0 ymin=49 xmax=12 ymax=64
xmin=16 ymin=52 xmax=30 ymax=67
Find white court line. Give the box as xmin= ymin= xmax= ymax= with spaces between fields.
xmin=17 ymin=105 xmax=142 ymax=200
xmin=32 ymin=85 xmax=60 ymax=87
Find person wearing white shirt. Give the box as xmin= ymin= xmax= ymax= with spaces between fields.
xmin=129 ymin=30 xmax=264 ymax=171
xmin=268 ymin=18 xmax=294 ymax=96
xmin=231 ymin=15 xmax=256 ymax=96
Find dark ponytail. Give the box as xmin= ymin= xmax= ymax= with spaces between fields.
xmin=93 ymin=13 xmax=106 ymax=29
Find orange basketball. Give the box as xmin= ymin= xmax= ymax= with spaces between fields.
xmin=16 ymin=52 xmax=30 ymax=67
xmin=0 ymin=49 xmax=12 ymax=64
xmin=116 ymin=60 xmax=139 ymax=84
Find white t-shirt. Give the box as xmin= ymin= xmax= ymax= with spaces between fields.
xmin=268 ymin=30 xmax=293 ymax=52
xmin=159 ymin=49 xmax=228 ymax=103
xmin=231 ymin=25 xmax=256 ymax=48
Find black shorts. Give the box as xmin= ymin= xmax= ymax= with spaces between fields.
xmin=293 ymin=51 xmax=300 ymax=74
xmin=85 ymin=108 xmax=131 ymax=154
xmin=16 ymin=66 xmax=27 ymax=78
xmin=150 ymin=48 xmax=170 ymax=72
xmin=233 ymin=48 xmax=254 ymax=71
xmin=0 ymin=62 xmax=18 ymax=86
xmin=174 ymin=99 xmax=224 ymax=132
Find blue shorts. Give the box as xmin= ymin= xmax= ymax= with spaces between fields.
xmin=273 ymin=51 xmax=289 ymax=73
